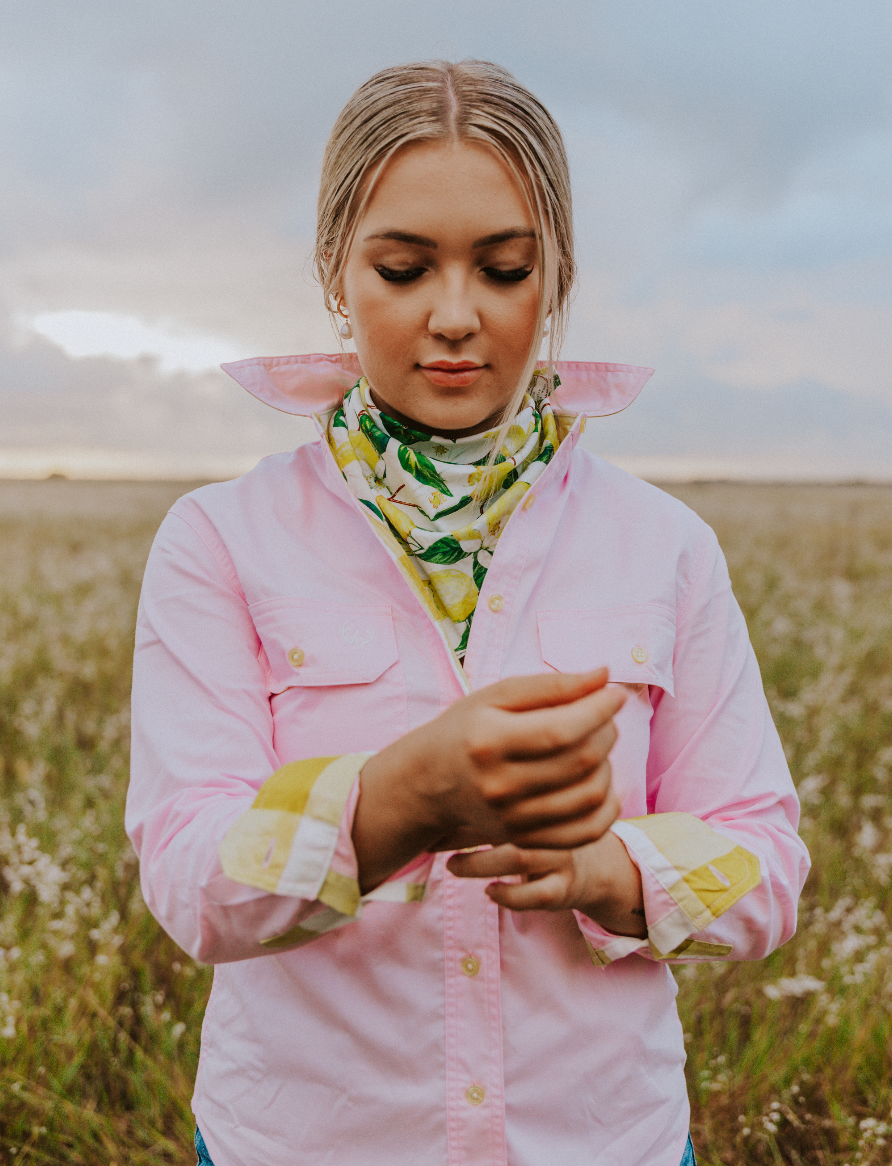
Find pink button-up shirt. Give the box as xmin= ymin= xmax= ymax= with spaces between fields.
xmin=127 ymin=355 xmax=809 ymax=1166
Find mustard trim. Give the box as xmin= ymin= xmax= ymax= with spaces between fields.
xmin=253 ymin=757 xmax=338 ymax=813
xmin=318 ymin=868 xmax=361 ymax=916
xmin=260 ymin=923 xmax=320 ymax=949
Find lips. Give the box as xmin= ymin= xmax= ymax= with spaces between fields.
xmin=419 ymin=360 xmax=485 ymax=388
xmin=423 ymin=361 xmax=482 ymax=371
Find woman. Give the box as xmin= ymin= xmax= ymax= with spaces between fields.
xmin=127 ymin=60 xmax=809 ymax=1166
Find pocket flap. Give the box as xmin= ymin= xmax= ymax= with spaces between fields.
xmin=250 ymin=599 xmax=399 ymax=691
xmin=537 ymin=605 xmax=675 ymax=696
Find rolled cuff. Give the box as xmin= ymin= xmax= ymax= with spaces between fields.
xmin=219 ymin=753 xmax=434 ymax=950
xmin=576 ymin=813 xmax=762 ymax=966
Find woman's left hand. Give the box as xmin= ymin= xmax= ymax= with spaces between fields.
xmin=446 ymin=830 xmax=647 ymax=939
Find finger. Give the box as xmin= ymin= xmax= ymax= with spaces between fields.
xmin=483 ymin=722 xmax=618 ymax=807
xmin=480 ymin=668 xmax=610 ymax=714
xmin=469 ymin=685 xmax=626 ymax=772
xmin=498 ymin=758 xmax=614 ymax=830
xmin=447 ymin=844 xmax=564 ymax=880
xmin=503 ymin=685 xmax=627 ymax=759
xmin=509 ymin=787 xmax=621 ymax=850
xmin=485 ymin=871 xmax=573 ymax=912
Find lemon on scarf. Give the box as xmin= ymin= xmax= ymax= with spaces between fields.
xmin=503 ymin=424 xmax=528 ymax=456
xmin=428 ymin=569 xmax=478 ymax=622
xmin=467 ymin=460 xmax=514 ymax=498
xmin=332 ymin=441 xmax=358 ymax=470
xmin=349 ymin=429 xmax=382 ymax=472
xmin=484 ymin=481 xmax=530 ymax=535
xmin=376 ymin=495 xmax=416 ymax=541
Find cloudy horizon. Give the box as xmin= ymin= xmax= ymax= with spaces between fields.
xmin=2 ymin=0 xmax=891 ymax=480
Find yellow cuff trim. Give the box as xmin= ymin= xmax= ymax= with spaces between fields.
xmin=622 ymin=812 xmax=762 ymax=926
xmin=219 ymin=753 xmax=371 ymax=901
xmin=318 ymin=868 xmax=361 ymax=916
xmin=252 ymin=757 xmax=339 ymax=814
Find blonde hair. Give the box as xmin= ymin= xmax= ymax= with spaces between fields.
xmin=314 ymin=60 xmax=575 ymax=453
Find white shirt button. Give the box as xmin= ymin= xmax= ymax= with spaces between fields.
xmin=522 ymin=493 xmax=536 ymax=511
xmin=488 ymin=594 xmax=504 ymax=612
xmin=288 ymin=647 xmax=305 ymax=668
xmin=631 ymin=645 xmax=648 ymax=664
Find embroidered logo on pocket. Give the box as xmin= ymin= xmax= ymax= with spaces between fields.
xmin=340 ymin=621 xmax=375 ymax=647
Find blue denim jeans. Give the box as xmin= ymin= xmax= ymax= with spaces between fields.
xmin=195 ymin=1127 xmax=697 ymax=1164
xmin=194 ymin=1127 xmax=213 ymax=1165
xmin=680 ymin=1133 xmax=697 ymax=1165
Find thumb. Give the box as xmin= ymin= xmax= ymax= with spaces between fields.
xmin=482 ymin=668 xmax=610 ymax=714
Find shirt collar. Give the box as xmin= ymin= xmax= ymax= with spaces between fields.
xmin=220 ymin=353 xmax=654 ymax=419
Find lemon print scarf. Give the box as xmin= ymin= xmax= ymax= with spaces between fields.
xmin=327 ymin=374 xmax=560 ymax=656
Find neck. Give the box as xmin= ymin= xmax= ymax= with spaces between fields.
xmin=366 ymin=388 xmax=505 ymax=440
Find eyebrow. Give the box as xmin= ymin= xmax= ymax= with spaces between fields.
xmin=472 ymin=228 xmax=536 ymax=248
xmin=363 ymin=228 xmax=537 ymax=249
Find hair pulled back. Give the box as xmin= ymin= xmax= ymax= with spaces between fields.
xmin=314 ymin=60 xmax=575 ymax=431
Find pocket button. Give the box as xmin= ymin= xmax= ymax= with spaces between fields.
xmin=288 ymin=647 xmax=305 ymax=668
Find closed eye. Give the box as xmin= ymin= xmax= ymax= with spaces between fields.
xmin=484 ymin=266 xmax=533 ymax=283
xmin=375 ymin=265 xmax=427 ymax=283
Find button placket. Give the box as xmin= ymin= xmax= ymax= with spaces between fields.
xmin=443 ymin=871 xmax=506 ymax=1163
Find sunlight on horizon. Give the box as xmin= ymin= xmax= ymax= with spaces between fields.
xmin=19 ymin=310 xmax=244 ymax=375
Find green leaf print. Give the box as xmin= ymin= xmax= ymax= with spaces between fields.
xmin=417 ymin=535 xmax=466 ymax=564
xmin=358 ymin=412 xmax=391 ymax=455
xmin=397 ymin=446 xmax=452 ymax=495
xmin=331 ymin=407 xmax=347 ymax=429
xmin=472 ymin=554 xmax=488 ymax=591
xmin=359 ymin=498 xmax=384 ymax=521
xmin=455 ymin=621 xmax=471 ymax=655
xmin=378 ymin=412 xmax=432 ymax=445
xmin=428 ymin=492 xmax=472 ymax=520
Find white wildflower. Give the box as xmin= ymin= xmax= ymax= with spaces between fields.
xmin=763 ymin=974 xmax=825 ymax=999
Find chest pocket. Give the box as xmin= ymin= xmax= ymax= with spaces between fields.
xmin=250 ymin=598 xmax=399 ymax=693
xmin=537 ymin=604 xmax=676 ymax=696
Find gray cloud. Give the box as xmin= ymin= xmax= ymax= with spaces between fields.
xmin=1 ymin=0 xmax=890 ymax=477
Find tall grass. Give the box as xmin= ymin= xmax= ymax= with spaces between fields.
xmin=667 ymin=484 xmax=892 ymax=1166
xmin=0 ymin=479 xmax=890 ymax=1165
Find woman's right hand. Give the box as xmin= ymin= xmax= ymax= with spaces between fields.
xmin=353 ymin=668 xmax=626 ymax=893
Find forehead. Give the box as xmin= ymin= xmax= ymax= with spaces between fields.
xmin=358 ymin=139 xmax=534 ymax=236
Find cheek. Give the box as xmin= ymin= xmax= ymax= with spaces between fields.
xmin=354 ymin=284 xmax=416 ymax=344
xmin=490 ymin=286 xmax=540 ymax=348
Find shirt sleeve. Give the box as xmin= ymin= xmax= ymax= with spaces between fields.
xmin=219 ymin=758 xmax=434 ymax=952
xmin=126 ymin=505 xmax=430 ymax=965
xmin=575 ymin=522 xmax=811 ymax=966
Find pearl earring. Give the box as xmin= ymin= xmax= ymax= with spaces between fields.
xmin=336 ymin=301 xmax=352 ymax=340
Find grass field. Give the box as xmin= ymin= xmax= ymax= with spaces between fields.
xmin=0 ymin=478 xmax=890 ymax=1165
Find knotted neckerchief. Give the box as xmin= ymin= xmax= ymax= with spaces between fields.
xmin=327 ymin=373 xmax=561 ymax=656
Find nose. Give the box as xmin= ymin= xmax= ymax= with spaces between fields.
xmin=426 ymin=269 xmax=480 ymax=342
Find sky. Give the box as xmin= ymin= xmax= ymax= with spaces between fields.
xmin=2 ymin=0 xmax=891 ymax=480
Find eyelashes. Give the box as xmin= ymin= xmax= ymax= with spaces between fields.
xmin=374 ymin=265 xmax=534 ymax=284
xmin=486 ymin=266 xmax=533 ymax=283
xmin=374 ymin=266 xmax=427 ymax=283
